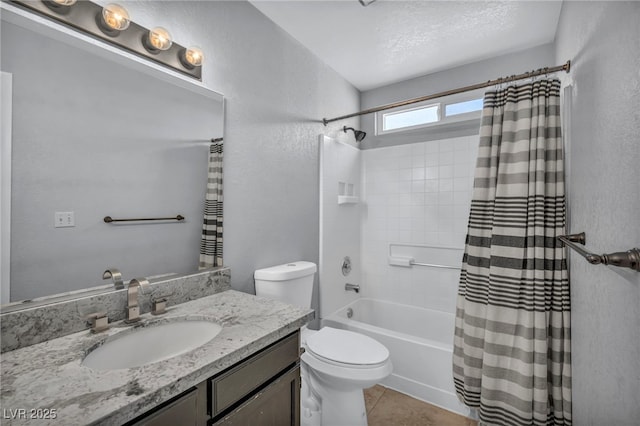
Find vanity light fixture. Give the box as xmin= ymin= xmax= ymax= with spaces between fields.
xmin=10 ymin=0 xmax=203 ymax=80
xmin=145 ymin=27 xmax=173 ymax=52
xmin=181 ymin=46 xmax=204 ymax=69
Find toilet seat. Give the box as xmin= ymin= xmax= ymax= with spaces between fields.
xmin=301 ymin=347 xmax=393 ymax=388
xmin=305 ymin=327 xmax=390 ymax=368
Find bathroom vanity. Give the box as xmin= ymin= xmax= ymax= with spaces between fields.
xmin=127 ymin=330 xmax=300 ymax=425
xmin=0 ymin=290 xmax=313 ymax=425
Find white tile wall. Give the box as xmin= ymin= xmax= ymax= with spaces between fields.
xmin=360 ymin=135 xmax=479 ymax=313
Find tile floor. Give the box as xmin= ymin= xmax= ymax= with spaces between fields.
xmin=364 ymin=385 xmax=477 ymax=426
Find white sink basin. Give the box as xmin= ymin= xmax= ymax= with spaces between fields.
xmin=82 ymin=319 xmax=222 ymax=370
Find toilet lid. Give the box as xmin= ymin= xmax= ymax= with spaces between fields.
xmin=305 ymin=327 xmax=389 ymax=366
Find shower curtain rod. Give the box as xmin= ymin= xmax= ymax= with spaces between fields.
xmin=321 ymin=60 xmax=571 ymax=125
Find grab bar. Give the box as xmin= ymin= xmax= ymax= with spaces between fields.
xmin=104 ymin=215 xmax=185 ymax=223
xmin=558 ymin=232 xmax=640 ymax=272
xmin=409 ymin=261 xmax=460 ymax=270
xmin=388 ymin=243 xmax=463 ymax=270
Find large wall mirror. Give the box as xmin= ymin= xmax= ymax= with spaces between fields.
xmin=0 ymin=4 xmax=224 ymax=310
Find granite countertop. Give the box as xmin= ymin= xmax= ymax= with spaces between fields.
xmin=0 ymin=290 xmax=314 ymax=425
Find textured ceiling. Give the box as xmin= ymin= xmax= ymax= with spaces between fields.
xmin=250 ymin=0 xmax=563 ymax=91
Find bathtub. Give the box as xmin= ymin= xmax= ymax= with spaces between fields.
xmin=322 ymin=298 xmax=470 ymax=417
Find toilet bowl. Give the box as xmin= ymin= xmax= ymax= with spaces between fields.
xmin=300 ymin=327 xmax=392 ymax=426
xmin=254 ymin=261 xmax=393 ymax=426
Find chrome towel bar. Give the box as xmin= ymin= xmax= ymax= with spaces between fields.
xmin=104 ymin=215 xmax=185 ymax=223
xmin=558 ymin=232 xmax=640 ymax=272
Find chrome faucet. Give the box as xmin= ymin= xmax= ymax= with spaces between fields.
xmin=103 ymin=268 xmax=124 ymax=290
xmin=345 ymin=283 xmax=360 ymax=293
xmin=125 ymin=278 xmax=149 ymax=323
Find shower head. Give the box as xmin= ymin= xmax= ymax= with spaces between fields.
xmin=343 ymin=126 xmax=366 ymax=142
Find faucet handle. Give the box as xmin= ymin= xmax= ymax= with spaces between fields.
xmin=87 ymin=312 xmax=109 ymax=333
xmin=151 ymin=298 xmax=168 ymax=315
xmin=103 ymin=268 xmax=124 ymax=290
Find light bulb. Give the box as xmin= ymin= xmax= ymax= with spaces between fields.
xmin=43 ymin=0 xmax=77 ymax=10
xmin=183 ymin=46 xmax=204 ymax=68
xmin=147 ymin=27 xmax=173 ymax=51
xmin=102 ymin=3 xmax=130 ymax=31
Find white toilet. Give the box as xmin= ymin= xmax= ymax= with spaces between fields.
xmin=254 ymin=261 xmax=392 ymax=426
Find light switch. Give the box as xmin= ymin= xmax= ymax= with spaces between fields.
xmin=54 ymin=211 xmax=75 ymax=228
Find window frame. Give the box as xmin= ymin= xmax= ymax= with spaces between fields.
xmin=375 ymin=88 xmax=485 ymax=136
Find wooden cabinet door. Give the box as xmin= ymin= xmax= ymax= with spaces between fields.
xmin=212 ymin=365 xmax=300 ymax=426
xmin=129 ymin=383 xmax=208 ymax=426
xmin=210 ymin=332 xmax=299 ymax=417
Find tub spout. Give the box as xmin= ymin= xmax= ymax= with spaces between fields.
xmin=345 ymin=283 xmax=360 ymax=293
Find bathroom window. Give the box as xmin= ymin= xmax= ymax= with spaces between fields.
xmin=376 ymin=89 xmax=484 ymax=135
xmin=445 ymin=98 xmax=484 ymax=117
xmin=383 ymin=104 xmax=439 ymax=131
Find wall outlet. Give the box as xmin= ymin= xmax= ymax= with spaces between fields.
xmin=54 ymin=211 xmax=75 ymax=228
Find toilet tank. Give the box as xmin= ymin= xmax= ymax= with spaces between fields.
xmin=254 ymin=261 xmax=317 ymax=309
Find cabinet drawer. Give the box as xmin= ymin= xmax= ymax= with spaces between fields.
xmin=210 ymin=331 xmax=299 ymax=416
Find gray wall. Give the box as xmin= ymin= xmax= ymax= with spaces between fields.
xmin=360 ymin=44 xmax=555 ymax=149
xmin=119 ymin=1 xmax=361 ymax=303
xmin=554 ymin=2 xmax=640 ymax=424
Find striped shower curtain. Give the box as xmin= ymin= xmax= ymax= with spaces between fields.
xmin=453 ymin=79 xmax=571 ymax=425
xmin=199 ymin=142 xmax=224 ymax=268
